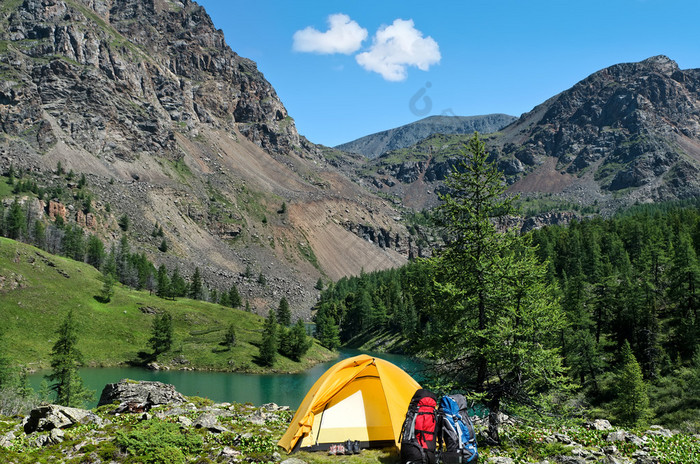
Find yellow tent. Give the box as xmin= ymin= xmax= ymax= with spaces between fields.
xmin=278 ymin=354 xmax=421 ymax=453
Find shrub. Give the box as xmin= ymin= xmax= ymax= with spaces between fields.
xmin=115 ymin=419 xmax=202 ymax=464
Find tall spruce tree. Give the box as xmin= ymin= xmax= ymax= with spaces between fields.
xmin=228 ymin=284 xmax=242 ymax=308
xmin=259 ymin=311 xmax=278 ymax=366
xmin=277 ymin=297 xmax=291 ymax=326
xmin=424 ymin=133 xmax=567 ymax=444
xmin=156 ymin=265 xmax=171 ymax=299
xmin=149 ymin=312 xmax=174 ymax=355
xmin=46 ymin=310 xmax=93 ymax=407
xmin=615 ymin=340 xmax=650 ymax=426
xmin=224 ymin=323 xmax=236 ymax=349
xmin=190 ymin=267 xmax=203 ymax=300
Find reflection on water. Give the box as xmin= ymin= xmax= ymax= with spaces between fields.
xmin=28 ymin=349 xmax=424 ymax=409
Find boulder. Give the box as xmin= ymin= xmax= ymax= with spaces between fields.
xmin=27 ymin=428 xmax=65 ymax=447
xmin=97 ymin=379 xmax=187 ymax=409
xmin=584 ymin=418 xmax=613 ymax=431
xmin=193 ymin=412 xmax=229 ymax=433
xmin=22 ymin=404 xmax=102 ymax=434
xmin=606 ymin=430 xmax=629 ymax=442
xmin=644 ymin=425 xmax=673 ymax=438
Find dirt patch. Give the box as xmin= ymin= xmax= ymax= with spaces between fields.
xmin=509 ymin=158 xmax=574 ymax=193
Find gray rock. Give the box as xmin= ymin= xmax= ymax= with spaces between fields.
xmin=193 ymin=412 xmax=229 ymax=433
xmin=554 ymin=457 xmax=586 ymax=464
xmin=603 ymin=456 xmax=633 ymax=464
xmin=632 ymin=451 xmax=659 ymax=464
xmin=585 ymin=419 xmax=613 ymax=431
xmin=177 ymin=416 xmax=193 ymax=427
xmin=248 ymin=409 xmax=269 ymax=425
xmin=27 ymin=428 xmax=64 ymax=447
xmin=606 ymin=430 xmax=628 ymax=442
xmin=486 ymin=457 xmax=514 ymax=464
xmin=97 ymin=379 xmax=187 ymax=408
xmin=22 ymin=404 xmax=101 ymax=434
xmin=644 ymin=425 xmax=673 ymax=438
xmin=0 ymin=431 xmax=15 ymax=448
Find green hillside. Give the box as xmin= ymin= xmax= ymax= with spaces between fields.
xmin=0 ymin=238 xmax=334 ymax=373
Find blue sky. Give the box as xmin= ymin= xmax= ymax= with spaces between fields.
xmin=196 ymin=0 xmax=700 ymax=147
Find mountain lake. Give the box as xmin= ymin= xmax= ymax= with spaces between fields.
xmin=28 ymin=349 xmax=425 ymax=409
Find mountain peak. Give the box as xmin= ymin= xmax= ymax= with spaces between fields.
xmin=639 ymin=55 xmax=679 ymax=75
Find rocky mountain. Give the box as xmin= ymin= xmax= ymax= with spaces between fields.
xmin=335 ymin=114 xmax=516 ymax=159
xmin=358 ymin=56 xmax=700 ymax=216
xmin=0 ymin=0 xmax=418 ymax=316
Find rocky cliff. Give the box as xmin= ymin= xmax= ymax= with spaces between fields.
xmin=0 ymin=0 xmax=411 ymax=314
xmin=335 ymin=114 xmax=516 ymax=159
xmin=357 ymin=56 xmax=700 ymax=217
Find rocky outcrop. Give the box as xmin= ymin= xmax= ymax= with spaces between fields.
xmin=358 ymin=56 xmax=700 ymax=216
xmin=22 ymin=404 xmax=102 ymax=434
xmin=47 ymin=200 xmax=66 ymax=221
xmin=0 ymin=0 xmax=299 ymax=158
xmin=97 ymin=379 xmax=187 ymax=408
xmin=0 ymin=0 xmax=413 ymax=315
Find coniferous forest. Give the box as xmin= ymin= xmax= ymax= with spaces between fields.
xmin=314 ymin=197 xmax=700 ymax=432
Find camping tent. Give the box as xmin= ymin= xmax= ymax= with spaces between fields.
xmin=278 ymin=354 xmax=421 ymax=453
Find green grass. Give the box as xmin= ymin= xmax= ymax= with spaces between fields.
xmin=0 ymin=176 xmax=14 ymax=198
xmin=0 ymin=0 xmax=22 ymax=13
xmin=0 ymin=238 xmax=334 ymax=373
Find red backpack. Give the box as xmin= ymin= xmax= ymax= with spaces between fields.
xmin=400 ymin=389 xmax=438 ymax=464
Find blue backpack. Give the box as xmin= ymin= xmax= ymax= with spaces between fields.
xmin=437 ymin=394 xmax=477 ymax=463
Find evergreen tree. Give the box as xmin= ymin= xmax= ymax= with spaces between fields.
xmin=257 ymin=271 xmax=266 ymax=285
xmin=228 ymin=284 xmax=241 ymax=308
xmin=98 ymin=272 xmax=115 ymax=303
xmin=46 ymin=310 xmax=93 ymax=407
xmin=666 ymin=231 xmax=700 ymax=359
xmin=149 ymin=312 xmax=173 ymax=355
xmin=102 ymin=244 xmax=117 ymax=278
xmin=424 ymin=133 xmax=567 ymax=444
xmin=156 ymin=265 xmax=171 ymax=299
xmin=170 ymin=267 xmax=187 ymax=298
xmin=86 ymin=234 xmax=105 ymax=269
xmin=6 ymin=198 xmax=25 ymax=240
xmin=314 ymin=311 xmax=340 ymax=350
xmin=118 ymin=214 xmax=129 ymax=231
xmin=190 ymin=267 xmax=203 ymax=300
xmin=284 ymin=320 xmax=313 ymax=361
xmin=158 ymin=238 xmax=168 ymax=252
xmin=18 ymin=368 xmax=32 ymax=399
xmin=315 ymin=278 xmax=324 ymax=290
xmin=224 ymin=323 xmax=236 ymax=349
xmin=615 ymin=340 xmax=650 ymax=426
xmin=277 ymin=297 xmax=291 ymax=326
xmin=33 ymin=220 xmax=46 ymax=249
xmin=245 ymin=299 xmax=251 ymax=312
xmin=258 ymin=311 xmax=278 ymax=366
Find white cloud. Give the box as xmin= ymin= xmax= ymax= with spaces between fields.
xmin=293 ymin=14 xmax=367 ymax=55
xmin=355 ymin=19 xmax=441 ymax=81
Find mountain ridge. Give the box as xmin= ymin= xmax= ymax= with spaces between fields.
xmin=335 ymin=113 xmax=516 ymax=159
xmin=0 ymin=0 xmax=416 ymax=316
xmin=355 ymin=55 xmax=700 ymax=216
